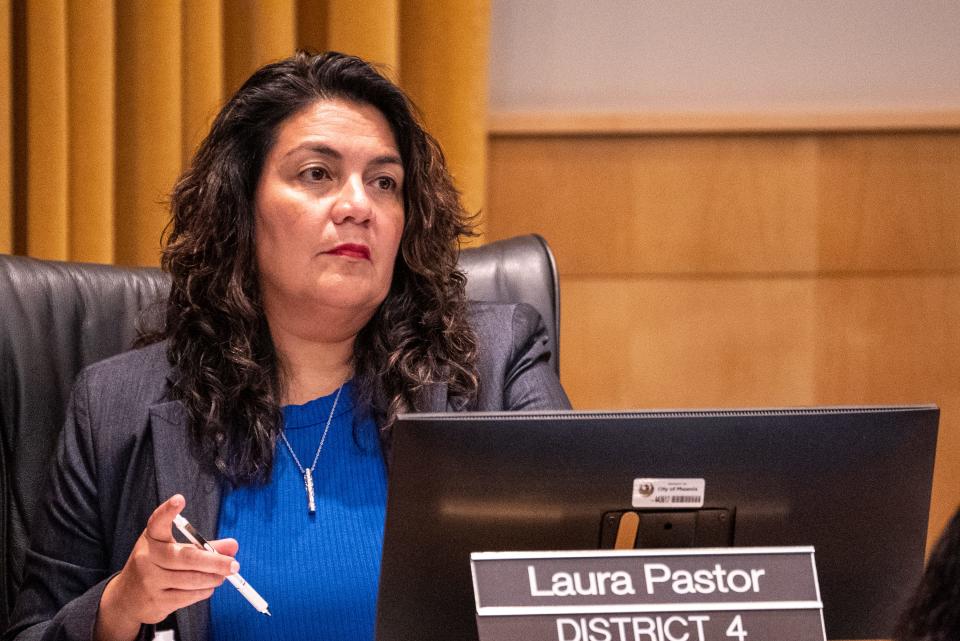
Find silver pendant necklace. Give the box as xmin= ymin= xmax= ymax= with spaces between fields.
xmin=279 ymin=384 xmax=343 ymax=513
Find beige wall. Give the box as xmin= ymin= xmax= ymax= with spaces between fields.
xmin=486 ymin=130 xmax=960 ymax=547
xmin=489 ymin=0 xmax=960 ymax=114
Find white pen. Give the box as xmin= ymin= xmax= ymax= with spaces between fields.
xmin=172 ymin=513 xmax=272 ymax=616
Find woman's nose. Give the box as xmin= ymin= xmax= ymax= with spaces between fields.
xmin=331 ymin=175 xmax=372 ymax=224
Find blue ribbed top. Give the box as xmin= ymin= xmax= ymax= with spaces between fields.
xmin=210 ymin=383 xmax=386 ymax=641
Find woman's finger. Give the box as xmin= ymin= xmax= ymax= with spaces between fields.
xmin=151 ymin=567 xmax=228 ymax=591
xmin=208 ymin=537 xmax=239 ymax=558
xmin=145 ymin=494 xmax=185 ymax=543
xmin=160 ymin=587 xmax=218 ymax=612
xmin=149 ymin=540 xmax=238 ymax=575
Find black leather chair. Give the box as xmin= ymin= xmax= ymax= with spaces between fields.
xmin=0 ymin=233 xmax=560 ymax=629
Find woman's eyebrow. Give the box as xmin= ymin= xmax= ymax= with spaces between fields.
xmin=282 ymin=144 xmax=401 ymax=170
xmin=283 ymin=143 xmax=341 ymax=160
xmin=370 ymin=154 xmax=403 ymax=169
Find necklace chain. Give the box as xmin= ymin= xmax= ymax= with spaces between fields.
xmin=279 ymin=384 xmax=343 ymax=513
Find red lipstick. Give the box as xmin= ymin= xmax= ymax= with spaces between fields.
xmin=326 ymin=243 xmax=371 ymax=260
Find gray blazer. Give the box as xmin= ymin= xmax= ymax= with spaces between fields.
xmin=5 ymin=302 xmax=569 ymax=641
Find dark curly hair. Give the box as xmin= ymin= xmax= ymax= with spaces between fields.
xmin=143 ymin=51 xmax=478 ymax=486
xmin=895 ymin=507 xmax=960 ymax=641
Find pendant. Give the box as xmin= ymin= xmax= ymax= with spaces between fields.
xmin=304 ymin=469 xmax=316 ymax=513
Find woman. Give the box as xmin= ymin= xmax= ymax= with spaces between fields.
xmin=5 ymin=51 xmax=568 ymax=641
xmin=896 ymin=507 xmax=960 ymax=641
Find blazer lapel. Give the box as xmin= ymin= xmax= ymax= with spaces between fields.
xmin=149 ymin=399 xmax=221 ymax=641
xmin=420 ymin=381 xmax=448 ymax=412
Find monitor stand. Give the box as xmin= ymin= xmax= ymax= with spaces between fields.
xmin=600 ymin=509 xmax=734 ymax=549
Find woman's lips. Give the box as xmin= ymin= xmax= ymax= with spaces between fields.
xmin=325 ymin=243 xmax=371 ymax=260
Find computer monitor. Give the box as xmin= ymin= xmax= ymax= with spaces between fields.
xmin=376 ymin=406 xmax=939 ymax=640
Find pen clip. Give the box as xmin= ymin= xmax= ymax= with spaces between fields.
xmin=173 ymin=514 xmax=216 ymax=553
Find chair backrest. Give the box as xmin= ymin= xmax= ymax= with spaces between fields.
xmin=0 ymin=233 xmax=559 ymax=628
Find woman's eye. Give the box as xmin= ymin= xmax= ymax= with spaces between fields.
xmin=375 ymin=176 xmax=398 ymax=191
xmin=302 ymin=167 xmax=330 ymax=181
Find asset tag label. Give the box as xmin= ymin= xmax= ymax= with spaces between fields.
xmin=632 ymin=478 xmax=705 ymax=508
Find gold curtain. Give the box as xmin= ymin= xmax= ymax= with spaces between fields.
xmin=0 ymin=0 xmax=489 ymax=264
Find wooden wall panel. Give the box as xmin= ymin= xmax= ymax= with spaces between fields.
xmin=488 ymin=133 xmax=960 ymax=276
xmin=489 ymin=135 xmax=821 ymax=275
xmin=817 ymin=135 xmax=960 ymax=272
xmin=812 ymin=276 xmax=960 ymax=404
xmin=561 ymin=277 xmax=818 ymax=409
xmin=487 ymin=130 xmax=960 ymax=545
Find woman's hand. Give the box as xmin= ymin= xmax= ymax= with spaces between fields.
xmin=94 ymin=494 xmax=239 ymax=641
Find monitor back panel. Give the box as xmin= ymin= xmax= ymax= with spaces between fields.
xmin=376 ymin=407 xmax=939 ymax=640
